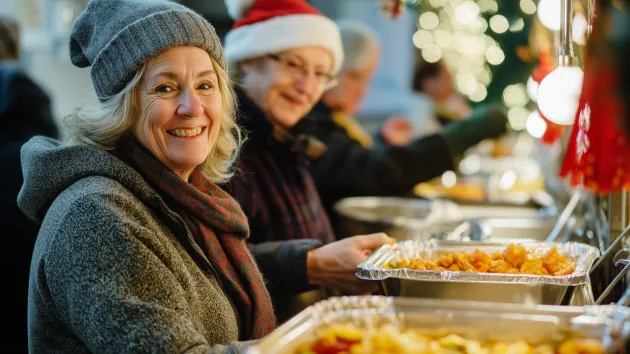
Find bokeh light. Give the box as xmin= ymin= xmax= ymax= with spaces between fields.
xmin=502 ymin=84 xmax=528 ymax=108
xmin=412 ymin=30 xmax=434 ymax=49
xmin=422 ymin=44 xmax=443 ymax=63
xmin=489 ymin=15 xmax=509 ymax=34
xmin=419 ymin=12 xmax=440 ymax=30
xmin=509 ymin=18 xmax=525 ymax=32
xmin=525 ymin=112 xmax=547 ymax=138
xmin=442 ymin=170 xmax=457 ymax=188
xmin=508 ymin=107 xmax=530 ymax=130
xmin=454 ymin=1 xmax=481 ymax=25
xmin=434 ymin=29 xmax=453 ymax=47
xmin=519 ymin=0 xmax=537 ymax=15
xmin=469 ymin=84 xmax=488 ymax=102
xmin=485 ymin=46 xmax=505 ymax=65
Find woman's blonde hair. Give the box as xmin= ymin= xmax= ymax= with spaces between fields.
xmin=64 ymin=57 xmax=243 ymax=184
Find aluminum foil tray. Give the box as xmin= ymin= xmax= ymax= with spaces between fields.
xmin=357 ymin=240 xmax=599 ymax=285
xmin=356 ymin=241 xmax=600 ymax=305
xmin=247 ymin=296 xmax=630 ymax=354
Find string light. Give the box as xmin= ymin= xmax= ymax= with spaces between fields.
xmin=537 ymin=0 xmax=562 ymax=31
xmin=519 ymin=0 xmax=537 ymax=15
xmin=572 ymin=13 xmax=588 ymax=45
xmin=412 ymin=30 xmax=434 ymax=48
xmin=485 ymin=46 xmax=505 ymax=65
xmin=441 ymin=170 xmax=457 ymax=188
xmin=526 ymin=76 xmax=539 ymax=102
xmin=419 ymin=12 xmax=440 ymax=30
xmin=454 ymin=1 xmax=481 ymax=25
xmin=502 ymin=84 xmax=528 ymax=108
xmin=415 ymin=0 xmax=513 ymax=105
xmin=509 ymin=18 xmax=525 ymax=32
xmin=469 ymin=84 xmax=488 ymax=102
xmin=489 ymin=15 xmax=509 ymax=34
xmin=508 ymin=107 xmax=529 ymax=130
xmin=537 ymin=67 xmax=584 ymax=125
xmin=434 ymin=29 xmax=453 ymax=47
xmin=422 ymin=44 xmax=443 ymax=63
xmin=525 ymin=112 xmax=547 ymax=138
xmin=477 ymin=0 xmax=498 ymax=13
xmin=429 ymin=0 xmax=448 ymax=7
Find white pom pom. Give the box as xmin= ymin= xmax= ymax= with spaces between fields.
xmin=225 ymin=0 xmax=256 ymax=20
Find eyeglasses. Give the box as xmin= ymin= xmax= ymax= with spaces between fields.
xmin=268 ymin=54 xmax=338 ymax=91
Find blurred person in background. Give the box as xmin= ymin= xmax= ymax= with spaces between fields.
xmin=222 ymin=0 xmax=393 ymax=322
xmin=0 ymin=14 xmax=59 ymax=354
xmin=404 ymin=57 xmax=473 ymax=138
xmin=299 ymin=19 xmax=508 ymax=215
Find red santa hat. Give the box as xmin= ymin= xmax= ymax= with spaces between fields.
xmin=223 ymin=0 xmax=344 ymax=74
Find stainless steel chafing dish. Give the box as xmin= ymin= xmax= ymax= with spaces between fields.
xmin=332 ymin=197 xmax=557 ymax=241
xmin=356 ymin=240 xmax=600 ymax=306
xmin=247 ymin=296 xmax=630 ymax=354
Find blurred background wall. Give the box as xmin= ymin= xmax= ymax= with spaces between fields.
xmin=4 ymin=0 xmax=569 ymax=137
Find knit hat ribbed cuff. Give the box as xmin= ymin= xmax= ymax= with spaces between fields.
xmin=89 ymin=10 xmax=225 ymax=100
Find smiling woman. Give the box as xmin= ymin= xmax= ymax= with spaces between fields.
xmin=65 ymin=45 xmax=240 ymax=183
xmin=222 ymin=0 xmax=395 ymax=324
xmin=16 ymin=0 xmax=281 ymax=353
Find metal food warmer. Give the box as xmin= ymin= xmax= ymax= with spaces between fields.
xmin=247 ymin=296 xmax=630 ymax=354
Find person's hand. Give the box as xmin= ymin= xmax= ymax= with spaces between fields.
xmin=306 ymin=233 xmax=395 ymax=295
xmin=381 ymin=116 xmax=413 ymax=147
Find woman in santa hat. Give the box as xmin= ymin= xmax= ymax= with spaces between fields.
xmin=222 ymin=0 xmax=393 ymax=322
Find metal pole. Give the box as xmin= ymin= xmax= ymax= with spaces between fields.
xmin=559 ymin=0 xmax=578 ymax=66
xmin=608 ymin=191 xmax=630 ymax=250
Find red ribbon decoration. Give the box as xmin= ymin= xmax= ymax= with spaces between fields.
xmin=380 ymin=0 xmax=404 ymax=19
xmin=559 ymin=3 xmax=630 ymax=193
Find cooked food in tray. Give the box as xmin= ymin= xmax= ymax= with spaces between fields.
xmin=294 ymin=323 xmax=604 ymax=354
xmin=384 ymin=244 xmax=576 ymax=276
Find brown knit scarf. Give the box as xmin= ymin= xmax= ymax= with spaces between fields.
xmin=114 ymin=135 xmax=276 ymax=340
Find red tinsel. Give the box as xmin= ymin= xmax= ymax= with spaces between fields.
xmin=559 ymin=3 xmax=630 ymax=193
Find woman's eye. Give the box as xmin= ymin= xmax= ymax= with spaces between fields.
xmin=155 ymin=85 xmax=175 ymax=93
xmin=198 ymin=83 xmax=213 ymax=90
xmin=286 ymin=60 xmax=301 ymax=68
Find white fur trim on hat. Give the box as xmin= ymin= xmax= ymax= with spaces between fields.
xmin=225 ymin=0 xmax=255 ymax=20
xmin=224 ymin=14 xmax=344 ymax=74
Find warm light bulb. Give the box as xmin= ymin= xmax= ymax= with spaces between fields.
xmin=441 ymin=170 xmax=457 ymax=188
xmin=572 ymin=13 xmax=588 ymax=45
xmin=537 ymin=0 xmax=561 ymax=31
xmin=526 ymin=76 xmax=539 ymax=102
xmin=525 ymin=112 xmax=547 ymax=138
xmin=537 ymin=67 xmax=584 ymax=125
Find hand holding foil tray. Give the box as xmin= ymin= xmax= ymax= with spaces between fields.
xmin=356 ymin=240 xmax=600 ymax=306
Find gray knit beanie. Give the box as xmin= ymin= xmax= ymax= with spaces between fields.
xmin=70 ymin=0 xmax=226 ymax=101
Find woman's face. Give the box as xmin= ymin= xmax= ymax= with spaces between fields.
xmin=134 ymin=46 xmax=222 ymax=181
xmin=322 ymin=43 xmax=379 ymax=115
xmin=240 ymin=46 xmax=334 ymax=129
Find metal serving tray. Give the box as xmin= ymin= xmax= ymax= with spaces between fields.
xmin=332 ymin=197 xmax=557 ymax=241
xmin=247 ymin=296 xmax=630 ymax=354
xmin=356 ymin=240 xmax=600 ymax=306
